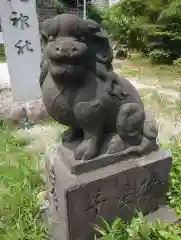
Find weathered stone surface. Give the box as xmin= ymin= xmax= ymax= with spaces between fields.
xmin=58 ymin=137 xmax=158 ymax=174
xmin=45 ymin=145 xmax=172 ymax=240
xmin=145 ymin=205 xmax=178 ymax=224
xmin=25 ymin=99 xmax=49 ymax=123
xmin=0 ymin=88 xmax=49 ymax=125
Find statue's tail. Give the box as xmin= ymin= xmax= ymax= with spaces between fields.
xmin=117 ymin=102 xmax=145 ymax=139
xmin=116 ymin=103 xmax=158 ymax=155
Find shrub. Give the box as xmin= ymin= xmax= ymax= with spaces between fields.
xmin=149 ymin=49 xmax=173 ymax=64
xmin=87 ymin=4 xmax=103 ymax=24
xmin=102 ymin=0 xmax=181 ymax=64
xmin=95 ymin=215 xmax=181 ymax=240
xmin=173 ymin=57 xmax=181 ymax=73
xmin=167 ymin=139 xmax=181 ymax=216
xmin=0 ymin=44 xmax=5 ymax=58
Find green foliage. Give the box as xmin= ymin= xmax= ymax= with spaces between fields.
xmin=0 ymin=44 xmax=5 ymax=58
xmin=94 ymin=217 xmax=129 ymax=239
xmin=95 ymin=215 xmax=181 ymax=240
xmin=173 ymin=57 xmax=181 ymax=73
xmin=167 ymin=140 xmax=181 ymax=216
xmin=0 ymin=124 xmax=44 ymax=240
xmin=149 ymin=49 xmax=172 ymax=64
xmin=102 ymin=0 xmax=181 ymax=64
xmin=87 ymin=4 xmax=103 ymax=24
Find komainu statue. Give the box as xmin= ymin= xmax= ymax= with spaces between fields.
xmin=39 ymin=14 xmax=158 ymax=161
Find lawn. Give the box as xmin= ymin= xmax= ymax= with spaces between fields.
xmin=113 ymin=53 xmax=181 ymax=91
xmin=0 ymin=124 xmax=44 ymax=240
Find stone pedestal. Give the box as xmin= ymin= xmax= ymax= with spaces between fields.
xmin=45 ymin=145 xmax=173 ymax=240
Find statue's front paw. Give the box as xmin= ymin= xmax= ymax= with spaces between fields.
xmin=74 ymin=139 xmax=99 ymax=161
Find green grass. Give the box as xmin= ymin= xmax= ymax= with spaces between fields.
xmin=139 ymin=88 xmax=177 ymax=116
xmin=140 ymin=89 xmax=169 ymax=108
xmin=167 ymin=140 xmax=181 ymax=217
xmin=95 ymin=214 xmax=181 ymax=240
xmin=96 ymin=140 xmax=181 ymax=240
xmin=175 ymin=99 xmax=181 ymax=116
xmin=0 ymin=124 xmax=44 ymax=240
xmin=114 ymin=53 xmax=181 ymax=90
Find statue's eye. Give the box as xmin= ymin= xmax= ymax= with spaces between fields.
xmin=48 ymin=36 xmax=54 ymax=41
xmin=79 ymin=36 xmax=86 ymax=42
xmin=72 ymin=47 xmax=78 ymax=52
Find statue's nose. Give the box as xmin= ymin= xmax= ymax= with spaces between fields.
xmin=72 ymin=47 xmax=78 ymax=52
xmin=55 ymin=45 xmax=78 ymax=54
xmin=56 ymin=47 xmax=62 ymax=52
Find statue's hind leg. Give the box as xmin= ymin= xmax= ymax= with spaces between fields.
xmin=73 ymin=100 xmax=104 ymax=160
xmin=108 ymin=103 xmax=145 ymax=154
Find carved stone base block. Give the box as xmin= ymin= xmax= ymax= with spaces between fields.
xmin=45 ymin=145 xmax=172 ymax=240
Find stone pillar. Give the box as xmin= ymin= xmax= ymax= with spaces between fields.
xmin=0 ymin=0 xmax=41 ymax=101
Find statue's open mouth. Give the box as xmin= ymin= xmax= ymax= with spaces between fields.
xmin=48 ymin=60 xmax=86 ymax=81
xmin=49 ymin=53 xmax=88 ymax=65
xmin=48 ymin=55 xmax=88 ymax=67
